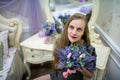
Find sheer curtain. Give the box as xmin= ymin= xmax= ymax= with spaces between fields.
xmin=0 ymin=0 xmax=46 ymax=36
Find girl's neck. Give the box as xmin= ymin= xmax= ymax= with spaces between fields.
xmin=72 ymin=39 xmax=84 ymax=45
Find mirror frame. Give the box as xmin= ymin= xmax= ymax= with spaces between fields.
xmin=88 ymin=0 xmax=99 ymax=27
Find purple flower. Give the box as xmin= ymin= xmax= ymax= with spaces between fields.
xmin=45 ymin=29 xmax=53 ymax=36
xmin=84 ymin=56 xmax=96 ymax=64
xmin=80 ymin=6 xmax=92 ymax=15
xmin=79 ymin=0 xmax=88 ymax=2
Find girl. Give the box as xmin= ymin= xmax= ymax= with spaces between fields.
xmin=34 ymin=12 xmax=96 ymax=80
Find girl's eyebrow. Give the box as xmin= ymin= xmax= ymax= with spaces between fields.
xmin=69 ymin=24 xmax=74 ymax=27
xmin=69 ymin=24 xmax=83 ymax=29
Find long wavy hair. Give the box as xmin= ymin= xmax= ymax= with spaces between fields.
xmin=52 ymin=12 xmax=91 ymax=69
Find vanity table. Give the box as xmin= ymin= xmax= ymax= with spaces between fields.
xmin=20 ymin=33 xmax=54 ymax=78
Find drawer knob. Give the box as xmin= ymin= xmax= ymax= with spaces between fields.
xmin=32 ymin=55 xmax=34 ymax=57
xmin=31 ymin=49 xmax=33 ymax=51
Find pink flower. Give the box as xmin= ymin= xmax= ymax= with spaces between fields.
xmin=67 ymin=52 xmax=72 ymax=59
xmin=79 ymin=54 xmax=85 ymax=58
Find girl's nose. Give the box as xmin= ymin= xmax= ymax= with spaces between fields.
xmin=72 ymin=29 xmax=77 ymax=34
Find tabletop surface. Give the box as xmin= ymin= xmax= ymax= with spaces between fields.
xmin=20 ymin=33 xmax=53 ymax=51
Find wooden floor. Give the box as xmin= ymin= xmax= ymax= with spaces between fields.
xmin=22 ymin=61 xmax=53 ymax=80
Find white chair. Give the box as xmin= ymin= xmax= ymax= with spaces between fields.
xmin=0 ymin=15 xmax=25 ymax=80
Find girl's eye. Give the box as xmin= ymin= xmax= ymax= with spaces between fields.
xmin=69 ymin=25 xmax=74 ymax=29
xmin=77 ymin=27 xmax=82 ymax=32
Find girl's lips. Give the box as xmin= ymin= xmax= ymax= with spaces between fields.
xmin=71 ymin=36 xmax=77 ymax=39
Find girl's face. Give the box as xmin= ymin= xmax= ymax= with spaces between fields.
xmin=67 ymin=19 xmax=86 ymax=43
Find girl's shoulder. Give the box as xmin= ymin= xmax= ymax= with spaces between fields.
xmin=83 ymin=42 xmax=96 ymax=56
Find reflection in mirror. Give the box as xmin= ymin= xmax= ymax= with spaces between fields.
xmin=50 ymin=0 xmax=93 ymax=28
xmin=50 ymin=0 xmax=103 ymax=46
xmin=50 ymin=0 xmax=93 ymax=20
xmin=49 ymin=0 xmax=93 ymax=12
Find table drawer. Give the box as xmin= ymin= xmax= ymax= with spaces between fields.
xmin=22 ymin=47 xmax=53 ymax=63
xmin=23 ymin=47 xmax=43 ymax=57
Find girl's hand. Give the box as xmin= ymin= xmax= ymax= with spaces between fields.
xmin=76 ymin=67 xmax=87 ymax=74
xmin=76 ymin=67 xmax=93 ymax=78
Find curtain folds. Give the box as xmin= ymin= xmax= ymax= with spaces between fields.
xmin=0 ymin=0 xmax=46 ymax=35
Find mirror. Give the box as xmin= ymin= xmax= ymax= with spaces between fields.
xmin=50 ymin=0 xmax=94 ymax=25
xmin=95 ymin=0 xmax=120 ymax=48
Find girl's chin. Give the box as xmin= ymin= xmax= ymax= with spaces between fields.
xmin=69 ymin=40 xmax=77 ymax=43
xmin=69 ymin=37 xmax=78 ymax=43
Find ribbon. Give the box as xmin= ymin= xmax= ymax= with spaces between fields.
xmin=63 ymin=69 xmax=76 ymax=78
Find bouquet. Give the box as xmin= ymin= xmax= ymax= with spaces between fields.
xmin=58 ymin=14 xmax=70 ymax=25
xmin=41 ymin=21 xmax=62 ymax=37
xmin=56 ymin=43 xmax=96 ymax=78
xmin=41 ymin=22 xmax=55 ymax=36
xmin=39 ymin=21 xmax=62 ymax=44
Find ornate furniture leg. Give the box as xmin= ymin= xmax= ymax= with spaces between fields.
xmin=24 ymin=60 xmax=31 ymax=79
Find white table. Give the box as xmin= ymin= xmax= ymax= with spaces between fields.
xmin=20 ymin=33 xmax=54 ymax=78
